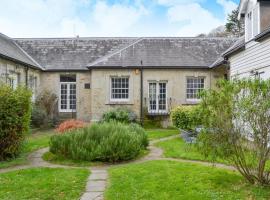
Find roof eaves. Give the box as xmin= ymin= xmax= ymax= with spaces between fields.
xmin=44 ymin=68 xmax=89 ymax=72
xmin=87 ymin=65 xmax=210 ymax=69
xmin=0 ymin=53 xmax=42 ymax=70
xmin=255 ymin=27 xmax=270 ymax=42
xmin=223 ymin=43 xmax=245 ymax=58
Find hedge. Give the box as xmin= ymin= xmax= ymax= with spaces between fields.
xmin=0 ymin=85 xmax=32 ymax=160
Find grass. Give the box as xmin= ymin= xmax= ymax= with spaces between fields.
xmin=105 ymin=160 xmax=270 ymax=200
xmin=146 ymin=128 xmax=179 ymax=141
xmin=0 ymin=167 xmax=89 ymax=200
xmin=0 ymin=130 xmax=55 ymax=169
xmin=43 ymin=149 xmax=150 ymax=167
xmin=42 ymin=151 xmax=102 ymax=167
xmin=156 ymin=137 xmax=228 ymax=164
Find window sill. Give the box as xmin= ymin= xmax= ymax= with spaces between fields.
xmin=147 ymin=111 xmax=169 ymax=116
xmin=184 ymin=99 xmax=201 ymax=105
xmin=106 ymin=101 xmax=134 ymax=105
xmin=59 ymin=110 xmax=77 ymax=113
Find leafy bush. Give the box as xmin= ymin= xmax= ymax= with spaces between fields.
xmin=31 ymin=105 xmax=47 ymax=128
xmin=0 ymin=85 xmax=32 ymax=160
xmin=50 ymin=122 xmax=148 ymax=162
xmin=32 ymin=90 xmax=58 ymax=128
xmin=198 ymin=79 xmax=270 ymax=185
xmin=171 ymin=105 xmax=201 ymax=130
xmin=56 ymin=119 xmax=85 ymax=133
xmin=102 ymin=107 xmax=137 ymax=123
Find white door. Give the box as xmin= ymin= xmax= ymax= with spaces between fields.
xmin=148 ymin=82 xmax=167 ymax=114
xmin=60 ymin=83 xmax=76 ymax=112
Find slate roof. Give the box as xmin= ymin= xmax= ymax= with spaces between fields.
xmin=222 ymin=36 xmax=245 ymax=57
xmin=0 ymin=33 xmax=42 ymax=69
xmin=12 ymin=36 xmax=236 ymax=71
xmin=210 ymin=36 xmax=245 ymax=68
xmin=87 ymin=37 xmax=237 ymax=69
xmin=15 ymin=37 xmax=139 ymax=71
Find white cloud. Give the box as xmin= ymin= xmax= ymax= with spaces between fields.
xmin=0 ymin=0 xmax=238 ymax=37
xmin=157 ymin=0 xmax=204 ymax=6
xmin=89 ymin=1 xmax=147 ymax=36
xmin=217 ymin=0 xmax=238 ymax=19
xmin=167 ymin=3 xmax=223 ymax=36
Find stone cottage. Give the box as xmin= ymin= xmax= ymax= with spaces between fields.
xmin=0 ymin=33 xmax=236 ymax=126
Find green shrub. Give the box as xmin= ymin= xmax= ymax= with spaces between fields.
xmin=49 ymin=122 xmax=148 ymax=162
xmin=102 ymin=107 xmax=137 ymax=123
xmin=0 ymin=85 xmax=32 ymax=160
xmin=31 ymin=105 xmax=47 ymax=128
xmin=32 ymin=90 xmax=58 ymax=128
xmin=171 ymin=105 xmax=201 ymax=130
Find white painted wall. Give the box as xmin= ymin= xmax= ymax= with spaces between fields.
xmin=230 ymin=37 xmax=270 ymax=80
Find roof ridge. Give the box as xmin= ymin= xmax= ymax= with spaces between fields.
xmin=87 ymin=37 xmax=144 ymax=67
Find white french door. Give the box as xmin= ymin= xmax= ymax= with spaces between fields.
xmin=148 ymin=82 xmax=167 ymax=114
xmin=60 ymin=83 xmax=76 ymax=112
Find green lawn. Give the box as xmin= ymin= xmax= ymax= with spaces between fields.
xmin=146 ymin=129 xmax=179 ymax=141
xmin=0 ymin=167 xmax=89 ymax=200
xmin=156 ymin=137 xmax=228 ymax=164
xmin=105 ymin=160 xmax=270 ymax=200
xmin=42 ymin=151 xmax=102 ymax=167
xmin=0 ymin=130 xmax=55 ymax=169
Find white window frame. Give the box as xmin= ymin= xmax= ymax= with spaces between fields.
xmin=186 ymin=77 xmax=205 ymax=102
xmin=148 ymin=81 xmax=168 ymax=114
xmin=7 ymin=73 xmax=19 ymax=89
xmin=29 ymin=75 xmax=37 ymax=100
xmin=59 ymin=75 xmax=77 ymax=113
xmin=110 ymin=76 xmax=130 ymax=102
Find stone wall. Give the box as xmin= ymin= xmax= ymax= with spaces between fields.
xmin=40 ymin=71 xmax=91 ymax=122
xmin=0 ymin=57 xmax=41 ymax=95
xmin=38 ymin=68 xmax=224 ymax=126
xmin=91 ymin=68 xmax=225 ymax=124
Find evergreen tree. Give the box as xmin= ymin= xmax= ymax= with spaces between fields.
xmin=225 ymin=8 xmax=244 ymax=37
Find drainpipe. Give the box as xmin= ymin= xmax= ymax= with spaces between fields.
xmin=25 ymin=66 xmax=29 ymax=87
xmin=140 ymin=60 xmax=144 ymax=126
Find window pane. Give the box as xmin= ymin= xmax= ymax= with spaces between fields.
xmin=186 ymin=77 xmax=204 ymax=100
xmin=111 ymin=77 xmax=129 ymax=100
xmin=60 ymin=74 xmax=76 ymax=82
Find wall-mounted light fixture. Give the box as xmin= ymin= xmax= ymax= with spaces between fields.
xmin=135 ymin=69 xmax=140 ymax=75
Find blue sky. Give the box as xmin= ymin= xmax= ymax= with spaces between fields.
xmin=0 ymin=0 xmax=240 ymax=38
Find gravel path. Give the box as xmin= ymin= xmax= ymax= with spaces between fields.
xmin=0 ymin=134 xmax=236 ymax=200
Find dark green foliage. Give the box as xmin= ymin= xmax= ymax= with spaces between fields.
xmin=31 ymin=105 xmax=47 ymax=128
xmin=50 ymin=122 xmax=148 ymax=162
xmin=32 ymin=90 xmax=58 ymax=128
xmin=225 ymin=8 xmax=244 ymax=37
xmin=0 ymin=85 xmax=32 ymax=160
xmin=171 ymin=106 xmax=201 ymax=131
xmin=102 ymin=107 xmax=137 ymax=123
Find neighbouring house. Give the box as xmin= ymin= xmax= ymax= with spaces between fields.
xmin=0 ymin=33 xmax=236 ymax=126
xmin=212 ymin=0 xmax=270 ymax=79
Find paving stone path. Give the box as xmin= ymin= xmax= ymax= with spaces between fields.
xmin=0 ymin=134 xmax=236 ymax=200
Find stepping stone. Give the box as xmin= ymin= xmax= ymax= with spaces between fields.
xmin=80 ymin=192 xmax=103 ymax=200
xmin=86 ymin=180 xmax=106 ymax=192
xmin=89 ymin=173 xmax=108 ymax=180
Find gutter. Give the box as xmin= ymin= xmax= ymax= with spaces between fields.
xmin=87 ymin=66 xmax=211 ymax=70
